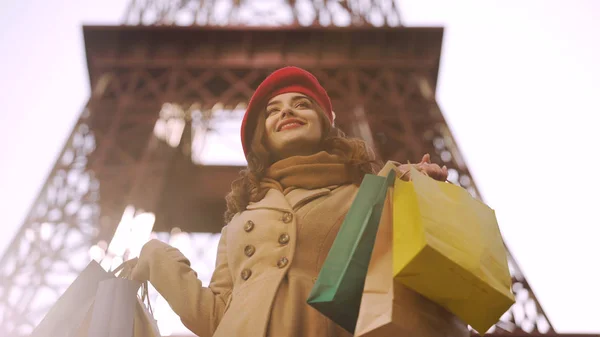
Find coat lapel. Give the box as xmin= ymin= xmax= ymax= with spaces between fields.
xmin=246 ymin=189 xmax=292 ymax=212
xmin=286 ymin=187 xmax=334 ymax=211
xmin=246 ymin=187 xmax=337 ymax=212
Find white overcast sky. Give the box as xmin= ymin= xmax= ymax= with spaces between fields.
xmin=0 ymin=0 xmax=599 ymax=333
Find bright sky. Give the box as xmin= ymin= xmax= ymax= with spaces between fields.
xmin=0 ymin=0 xmax=599 ymax=333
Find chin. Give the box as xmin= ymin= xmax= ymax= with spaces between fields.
xmin=273 ymin=139 xmax=321 ymax=157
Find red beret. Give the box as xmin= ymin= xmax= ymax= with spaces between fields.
xmin=240 ymin=66 xmax=334 ymax=157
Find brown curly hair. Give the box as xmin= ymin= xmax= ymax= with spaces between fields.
xmin=224 ymin=100 xmax=381 ymax=223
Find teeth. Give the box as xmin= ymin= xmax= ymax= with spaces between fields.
xmin=280 ymin=122 xmax=302 ymax=130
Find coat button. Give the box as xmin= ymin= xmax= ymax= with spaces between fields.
xmin=244 ymin=245 xmax=256 ymax=257
xmin=241 ymin=269 xmax=252 ymax=280
xmin=244 ymin=220 xmax=255 ymax=232
xmin=282 ymin=212 xmax=293 ymax=223
xmin=278 ymin=233 xmax=290 ymax=245
xmin=277 ymin=257 xmax=289 ymax=269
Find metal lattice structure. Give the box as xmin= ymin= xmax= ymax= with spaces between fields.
xmin=0 ymin=116 xmax=100 ymax=335
xmin=1 ymin=1 xmax=591 ymax=336
xmin=123 ymin=0 xmax=403 ymax=27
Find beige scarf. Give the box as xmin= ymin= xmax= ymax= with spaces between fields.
xmin=258 ymin=151 xmax=354 ymax=197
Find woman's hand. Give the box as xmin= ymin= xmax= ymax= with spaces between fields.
xmin=396 ymin=154 xmax=448 ymax=182
xmin=113 ymin=257 xmax=142 ymax=280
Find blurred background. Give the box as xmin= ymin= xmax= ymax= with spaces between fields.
xmin=0 ymin=0 xmax=599 ymax=336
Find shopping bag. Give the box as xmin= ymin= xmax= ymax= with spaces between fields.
xmin=355 ymin=190 xmax=469 ymax=337
xmin=393 ymin=167 xmax=515 ymax=334
xmin=133 ymin=296 xmax=162 ymax=337
xmin=86 ymin=271 xmax=162 ymax=337
xmin=307 ymin=170 xmax=395 ymax=333
xmin=87 ymin=278 xmax=139 ymax=337
xmin=30 ymin=261 xmax=114 ymax=337
xmin=31 ymin=258 xmax=160 ymax=337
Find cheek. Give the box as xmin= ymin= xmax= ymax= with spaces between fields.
xmin=307 ymin=112 xmax=325 ymax=137
xmin=264 ymin=116 xmax=278 ymax=145
xmin=265 ymin=116 xmax=276 ymax=133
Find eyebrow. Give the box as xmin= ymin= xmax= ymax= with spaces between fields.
xmin=266 ymin=95 xmax=309 ymax=108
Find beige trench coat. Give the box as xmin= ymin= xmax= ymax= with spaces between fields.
xmin=139 ymin=184 xmax=358 ymax=337
xmin=137 ymin=166 xmax=469 ymax=337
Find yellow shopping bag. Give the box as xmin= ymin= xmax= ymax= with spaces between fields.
xmin=355 ymin=177 xmax=469 ymax=337
xmin=392 ymin=167 xmax=515 ymax=334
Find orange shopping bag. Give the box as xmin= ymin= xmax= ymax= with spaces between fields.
xmin=355 ymin=163 xmax=469 ymax=337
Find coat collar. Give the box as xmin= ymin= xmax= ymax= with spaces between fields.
xmin=246 ymin=189 xmax=291 ymax=212
xmin=246 ymin=187 xmax=335 ymax=212
xmin=286 ymin=187 xmax=333 ymax=211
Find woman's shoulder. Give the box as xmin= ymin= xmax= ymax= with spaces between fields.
xmin=331 ymin=183 xmax=359 ymax=196
xmin=303 ymin=184 xmax=358 ymax=214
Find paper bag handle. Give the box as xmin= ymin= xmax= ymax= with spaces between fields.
xmin=111 ymin=259 xmax=155 ymax=316
xmin=392 ymin=161 xmax=429 ymax=180
xmin=140 ymin=280 xmax=155 ymax=316
xmin=393 ymin=161 xmax=455 ymax=184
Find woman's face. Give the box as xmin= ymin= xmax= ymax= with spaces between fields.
xmin=264 ymin=92 xmax=324 ymax=159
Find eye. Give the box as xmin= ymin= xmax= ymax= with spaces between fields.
xmin=295 ymin=100 xmax=311 ymax=109
xmin=266 ymin=108 xmax=279 ymax=116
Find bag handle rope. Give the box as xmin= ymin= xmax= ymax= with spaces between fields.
xmin=111 ymin=258 xmax=155 ymax=316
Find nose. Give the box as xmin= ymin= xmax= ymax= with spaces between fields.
xmin=281 ymin=108 xmax=295 ymax=118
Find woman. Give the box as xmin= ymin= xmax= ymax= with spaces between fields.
xmin=131 ymin=67 xmax=463 ymax=337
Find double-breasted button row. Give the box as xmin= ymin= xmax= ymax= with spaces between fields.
xmin=242 ymin=220 xmax=256 ymax=281
xmin=277 ymin=213 xmax=292 ymax=269
xmin=241 ymin=216 xmax=291 ymax=278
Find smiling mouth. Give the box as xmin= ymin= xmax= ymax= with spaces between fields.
xmin=277 ymin=120 xmax=306 ymax=131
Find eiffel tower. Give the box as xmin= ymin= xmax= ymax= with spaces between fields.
xmin=0 ymin=1 xmax=593 ymax=336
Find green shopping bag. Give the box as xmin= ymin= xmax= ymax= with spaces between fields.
xmin=307 ymin=170 xmax=395 ymax=333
